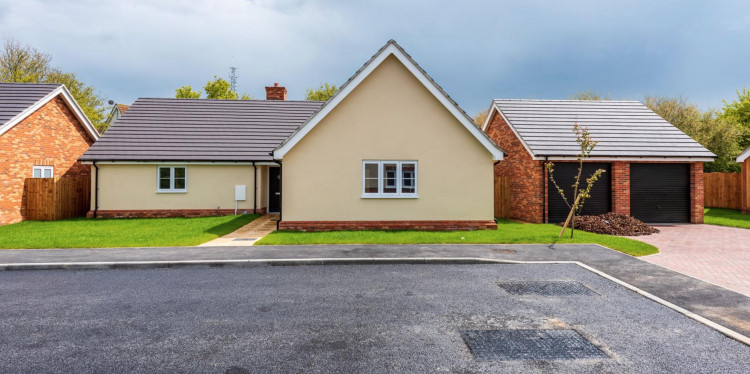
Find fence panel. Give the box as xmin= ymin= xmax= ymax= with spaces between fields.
xmin=704 ymin=172 xmax=742 ymax=209
xmin=24 ymin=176 xmax=90 ymax=221
xmin=494 ymin=176 xmax=510 ymax=218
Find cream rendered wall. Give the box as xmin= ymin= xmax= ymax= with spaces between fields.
xmin=281 ymin=55 xmax=495 ymax=221
xmin=92 ymin=164 xmax=265 ymax=211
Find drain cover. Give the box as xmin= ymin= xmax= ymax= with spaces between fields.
xmin=232 ymin=238 xmax=258 ymax=241
xmin=496 ymin=281 xmax=596 ymax=296
xmin=461 ymin=329 xmax=607 ymax=361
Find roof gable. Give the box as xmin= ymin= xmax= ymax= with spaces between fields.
xmin=483 ymin=99 xmax=715 ymax=161
xmin=737 ymin=146 xmax=750 ymax=162
xmin=273 ymin=40 xmax=504 ymax=160
xmin=0 ymin=83 xmax=100 ymax=141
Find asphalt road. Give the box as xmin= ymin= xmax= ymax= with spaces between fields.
xmin=1 ymin=264 xmax=749 ymax=373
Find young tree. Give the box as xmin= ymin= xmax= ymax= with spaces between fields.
xmin=305 ymin=83 xmax=337 ymax=101
xmin=547 ymin=124 xmax=606 ymax=238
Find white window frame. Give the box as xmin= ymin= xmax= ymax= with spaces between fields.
xmin=362 ymin=160 xmax=418 ymax=198
xmin=156 ymin=166 xmax=187 ymax=193
xmin=32 ymin=165 xmax=54 ymax=178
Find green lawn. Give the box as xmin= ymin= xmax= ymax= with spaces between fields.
xmin=704 ymin=208 xmax=750 ymax=229
xmin=256 ymin=219 xmax=658 ymax=256
xmin=0 ymin=214 xmax=260 ymax=249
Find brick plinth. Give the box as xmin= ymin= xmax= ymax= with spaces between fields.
xmin=612 ymin=161 xmax=630 ymax=216
xmin=89 ymin=208 xmax=266 ymax=219
xmin=278 ymin=220 xmax=498 ymax=231
xmin=485 ymin=112 xmax=545 ymax=223
xmin=0 ymin=95 xmax=94 ymax=225
xmin=690 ymin=162 xmax=704 ymax=223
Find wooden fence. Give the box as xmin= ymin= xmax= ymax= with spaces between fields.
xmin=704 ymin=172 xmax=742 ymax=209
xmin=24 ymin=176 xmax=90 ymax=220
xmin=494 ymin=176 xmax=510 ymax=218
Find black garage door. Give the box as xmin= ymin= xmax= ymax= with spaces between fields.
xmin=547 ymin=163 xmax=611 ymax=223
xmin=630 ymin=164 xmax=690 ymax=223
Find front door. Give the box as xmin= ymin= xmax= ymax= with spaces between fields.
xmin=268 ymin=167 xmax=281 ymax=213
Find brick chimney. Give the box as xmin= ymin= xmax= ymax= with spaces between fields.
xmin=265 ymin=83 xmax=287 ymax=100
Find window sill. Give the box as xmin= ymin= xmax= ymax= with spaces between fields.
xmin=156 ymin=190 xmax=187 ymax=194
xmin=361 ymin=195 xmax=418 ymax=199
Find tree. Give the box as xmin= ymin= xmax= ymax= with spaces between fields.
xmin=721 ymin=88 xmax=750 ymax=148
xmin=0 ymin=40 xmax=50 ymax=82
xmin=175 ymin=76 xmax=251 ymax=100
xmin=46 ymin=69 xmax=106 ymax=131
xmin=473 ymin=110 xmax=489 ymax=127
xmin=570 ymin=90 xmax=611 ymax=100
xmin=204 ymin=76 xmax=237 ymax=100
xmin=305 ymin=83 xmax=337 ymax=101
xmin=645 ymin=96 xmax=744 ymax=172
xmin=547 ymin=124 xmax=606 ymax=238
xmin=0 ymin=40 xmax=108 ymax=132
xmin=175 ymin=85 xmax=201 ymax=99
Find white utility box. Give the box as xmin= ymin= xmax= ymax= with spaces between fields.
xmin=235 ymin=185 xmax=247 ymax=201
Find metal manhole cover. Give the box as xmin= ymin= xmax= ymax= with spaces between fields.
xmin=496 ymin=281 xmax=596 ymax=296
xmin=461 ymin=329 xmax=607 ymax=361
xmin=232 ymin=238 xmax=258 ymax=241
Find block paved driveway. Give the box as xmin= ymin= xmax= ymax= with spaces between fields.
xmin=633 ymin=224 xmax=750 ymax=296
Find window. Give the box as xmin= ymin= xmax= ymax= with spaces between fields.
xmin=362 ymin=161 xmax=417 ymax=198
xmin=32 ymin=166 xmax=53 ymax=178
xmin=157 ymin=166 xmax=187 ymax=192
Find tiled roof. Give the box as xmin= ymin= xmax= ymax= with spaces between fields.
xmin=492 ymin=99 xmax=715 ymax=159
xmin=81 ymin=98 xmax=324 ymax=161
xmin=0 ymin=83 xmax=61 ymax=126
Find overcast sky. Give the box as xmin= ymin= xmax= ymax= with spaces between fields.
xmin=1 ymin=0 xmax=748 ymax=115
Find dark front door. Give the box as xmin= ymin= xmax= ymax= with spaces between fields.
xmin=547 ymin=163 xmax=611 ymax=223
xmin=630 ymin=163 xmax=690 ymax=223
xmin=269 ymin=167 xmax=281 ymax=213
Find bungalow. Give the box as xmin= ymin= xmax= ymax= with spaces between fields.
xmin=482 ymin=99 xmax=715 ymax=224
xmin=0 ymin=83 xmax=100 ymax=225
xmin=80 ymin=40 xmax=504 ymax=230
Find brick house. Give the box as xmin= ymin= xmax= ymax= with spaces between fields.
xmin=482 ymin=100 xmax=715 ymax=224
xmin=0 ymin=83 xmax=100 ymax=225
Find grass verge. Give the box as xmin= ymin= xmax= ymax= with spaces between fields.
xmin=0 ymin=214 xmax=260 ymax=249
xmin=704 ymin=208 xmax=750 ymax=229
xmin=256 ymin=219 xmax=658 ymax=256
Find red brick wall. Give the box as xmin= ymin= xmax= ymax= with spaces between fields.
xmin=0 ymin=96 xmax=94 ymax=225
xmin=690 ymin=162 xmax=704 ymax=223
xmin=485 ymin=111 xmax=545 ymax=223
xmin=612 ymin=161 xmax=630 ymax=216
xmin=90 ymin=208 xmax=266 ymax=219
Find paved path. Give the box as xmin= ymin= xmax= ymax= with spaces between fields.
xmin=1 ymin=244 xmax=750 ymax=339
xmin=199 ymin=214 xmax=278 ymax=246
xmin=632 ymin=224 xmax=750 ymax=296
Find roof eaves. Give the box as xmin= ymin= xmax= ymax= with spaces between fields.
xmin=737 ymin=146 xmax=750 ymax=163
